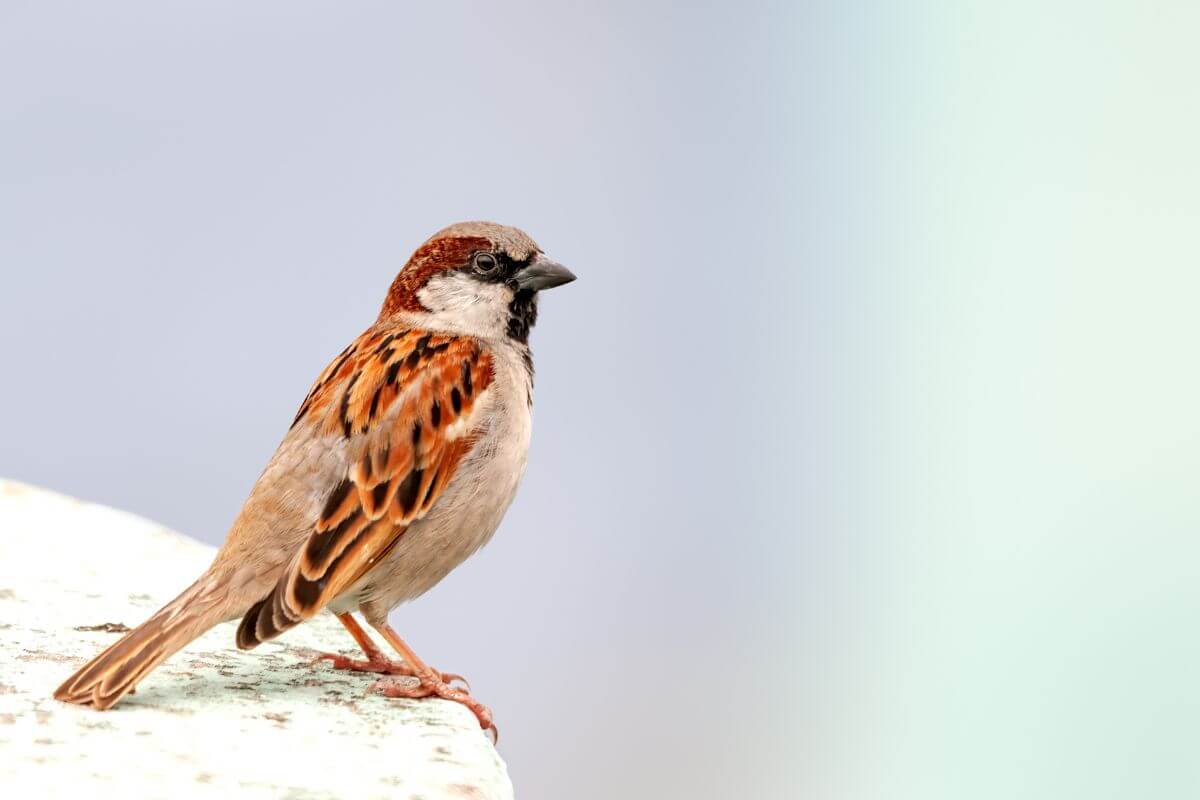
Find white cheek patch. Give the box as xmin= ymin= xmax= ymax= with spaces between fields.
xmin=415 ymin=273 xmax=513 ymax=339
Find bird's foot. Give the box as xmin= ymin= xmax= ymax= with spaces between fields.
xmin=314 ymin=652 xmax=468 ymax=688
xmin=370 ymin=671 xmax=496 ymax=741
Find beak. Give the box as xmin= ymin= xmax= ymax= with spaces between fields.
xmin=514 ymin=254 xmax=577 ymax=292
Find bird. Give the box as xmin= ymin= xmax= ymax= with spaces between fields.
xmin=54 ymin=221 xmax=576 ymax=736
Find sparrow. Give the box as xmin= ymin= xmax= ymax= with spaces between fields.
xmin=55 ymin=221 xmax=576 ymax=736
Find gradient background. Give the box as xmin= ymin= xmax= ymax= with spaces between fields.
xmin=2 ymin=2 xmax=1198 ymax=798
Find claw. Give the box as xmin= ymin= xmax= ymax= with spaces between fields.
xmin=369 ymin=674 xmax=494 ymax=738
xmin=442 ymin=672 xmax=471 ymax=692
xmin=352 ymin=620 xmax=495 ymax=740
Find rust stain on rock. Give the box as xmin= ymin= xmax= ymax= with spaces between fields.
xmin=18 ymin=648 xmax=78 ymax=664
xmin=74 ymin=622 xmax=132 ymax=633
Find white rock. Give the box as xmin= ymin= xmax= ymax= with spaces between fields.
xmin=0 ymin=479 xmax=513 ymax=800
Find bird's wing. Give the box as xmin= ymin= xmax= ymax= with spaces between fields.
xmin=237 ymin=326 xmax=494 ymax=648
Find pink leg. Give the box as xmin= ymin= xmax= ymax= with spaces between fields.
xmin=367 ymin=620 xmax=496 ymax=742
xmin=314 ymin=613 xmax=467 ymax=686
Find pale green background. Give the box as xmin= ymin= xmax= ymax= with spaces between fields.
xmin=2 ymin=2 xmax=1198 ymax=798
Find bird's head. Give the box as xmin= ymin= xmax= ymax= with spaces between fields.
xmin=378 ymin=221 xmax=576 ymax=342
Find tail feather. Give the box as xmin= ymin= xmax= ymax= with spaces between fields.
xmin=55 ymin=577 xmax=227 ymax=710
xmin=235 ymin=596 xmax=272 ymax=649
xmin=235 ymin=573 xmax=302 ymax=650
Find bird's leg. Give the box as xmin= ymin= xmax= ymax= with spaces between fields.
xmin=366 ymin=620 xmax=495 ymax=741
xmin=314 ymin=614 xmax=467 ymax=686
xmin=313 ymin=613 xmax=402 ymax=673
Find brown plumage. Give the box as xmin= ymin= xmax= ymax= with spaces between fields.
xmin=54 ymin=221 xmax=576 ymax=733
xmin=236 ymin=331 xmax=493 ymax=648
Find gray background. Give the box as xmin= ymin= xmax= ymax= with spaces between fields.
xmin=1 ymin=3 xmax=800 ymax=798
xmin=9 ymin=3 xmax=1199 ymax=800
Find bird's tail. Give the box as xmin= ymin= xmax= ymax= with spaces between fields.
xmin=54 ymin=574 xmax=230 ymax=710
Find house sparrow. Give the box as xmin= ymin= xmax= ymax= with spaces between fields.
xmin=55 ymin=221 xmax=575 ymax=736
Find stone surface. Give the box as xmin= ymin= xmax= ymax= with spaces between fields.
xmin=0 ymin=479 xmax=513 ymax=800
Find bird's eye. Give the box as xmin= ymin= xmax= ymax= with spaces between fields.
xmin=472 ymin=252 xmax=499 ymax=275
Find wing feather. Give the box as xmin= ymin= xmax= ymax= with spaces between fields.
xmin=236 ymin=327 xmax=494 ymax=649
